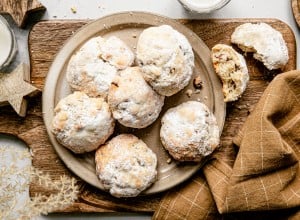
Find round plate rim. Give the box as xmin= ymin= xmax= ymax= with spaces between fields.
xmin=42 ymin=11 xmax=226 ymax=195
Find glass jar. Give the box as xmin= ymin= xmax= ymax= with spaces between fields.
xmin=0 ymin=15 xmax=17 ymax=70
xmin=178 ymin=0 xmax=231 ymax=13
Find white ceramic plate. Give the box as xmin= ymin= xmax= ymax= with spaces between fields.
xmin=42 ymin=12 xmax=225 ymax=195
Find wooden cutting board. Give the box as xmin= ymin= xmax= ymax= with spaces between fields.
xmin=0 ymin=18 xmax=296 ymax=213
xmin=292 ymin=0 xmax=300 ymax=27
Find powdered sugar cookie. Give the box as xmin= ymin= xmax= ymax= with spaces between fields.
xmin=136 ymin=25 xmax=194 ymax=96
xmin=160 ymin=101 xmax=220 ymax=162
xmin=95 ymin=134 xmax=157 ymax=197
xmin=51 ymin=92 xmax=115 ymax=153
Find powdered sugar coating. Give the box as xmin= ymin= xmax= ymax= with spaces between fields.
xmin=99 ymin=36 xmax=135 ymax=69
xmin=231 ymin=23 xmax=289 ymax=70
xmin=108 ymin=67 xmax=165 ymax=128
xmin=136 ymin=25 xmax=194 ymax=96
xmin=160 ymin=101 xmax=220 ymax=162
xmin=51 ymin=92 xmax=115 ymax=154
xmin=211 ymin=44 xmax=249 ymax=102
xmin=95 ymin=134 xmax=157 ymax=197
xmin=66 ymin=36 xmax=117 ymax=99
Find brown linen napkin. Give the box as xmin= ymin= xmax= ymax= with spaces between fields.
xmin=153 ymin=70 xmax=300 ymax=220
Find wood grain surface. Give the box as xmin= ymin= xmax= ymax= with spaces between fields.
xmin=292 ymin=0 xmax=300 ymax=27
xmin=0 ymin=18 xmax=295 ymax=213
xmin=0 ymin=0 xmax=45 ymax=27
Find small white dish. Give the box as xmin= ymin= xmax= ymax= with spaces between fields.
xmin=178 ymin=0 xmax=231 ymax=13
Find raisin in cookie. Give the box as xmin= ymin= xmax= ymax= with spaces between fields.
xmin=51 ymin=92 xmax=115 ymax=154
xmin=136 ymin=25 xmax=194 ymax=96
xmin=160 ymin=101 xmax=220 ymax=162
xmin=95 ymin=134 xmax=157 ymax=197
xmin=108 ymin=67 xmax=164 ymax=128
xmin=211 ymin=44 xmax=249 ymax=102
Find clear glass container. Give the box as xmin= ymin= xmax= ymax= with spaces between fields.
xmin=0 ymin=15 xmax=17 ymax=70
xmin=178 ymin=0 xmax=231 ymax=13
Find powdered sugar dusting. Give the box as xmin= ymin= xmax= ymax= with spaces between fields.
xmin=95 ymin=134 xmax=157 ymax=197
xmin=231 ymin=23 xmax=289 ymax=70
xmin=160 ymin=101 xmax=220 ymax=161
xmin=136 ymin=25 xmax=194 ymax=96
xmin=52 ymin=92 xmax=115 ymax=153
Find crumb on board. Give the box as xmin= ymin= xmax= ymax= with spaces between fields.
xmin=71 ymin=6 xmax=77 ymax=14
xmin=166 ymin=158 xmax=172 ymax=164
xmin=186 ymin=89 xmax=193 ymax=98
xmin=194 ymin=89 xmax=201 ymax=94
xmin=193 ymin=76 xmax=203 ymax=89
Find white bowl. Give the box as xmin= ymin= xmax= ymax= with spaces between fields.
xmin=0 ymin=15 xmax=17 ymax=70
xmin=178 ymin=0 xmax=231 ymax=13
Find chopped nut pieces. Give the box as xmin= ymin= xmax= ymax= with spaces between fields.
xmin=186 ymin=89 xmax=193 ymax=97
xmin=193 ymin=76 xmax=203 ymax=89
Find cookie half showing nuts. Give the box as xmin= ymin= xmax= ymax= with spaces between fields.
xmin=160 ymin=101 xmax=220 ymax=162
xmin=211 ymin=44 xmax=249 ymax=102
xmin=136 ymin=25 xmax=194 ymax=96
xmin=231 ymin=23 xmax=289 ymax=70
xmin=95 ymin=134 xmax=157 ymax=198
xmin=108 ymin=67 xmax=165 ymax=129
xmin=51 ymin=92 xmax=115 ymax=154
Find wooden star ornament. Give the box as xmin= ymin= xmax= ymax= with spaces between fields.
xmin=0 ymin=63 xmax=39 ymax=117
xmin=0 ymin=0 xmax=45 ymax=28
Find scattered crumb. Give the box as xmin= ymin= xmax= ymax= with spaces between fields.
xmin=98 ymin=5 xmax=106 ymax=10
xmin=193 ymin=76 xmax=203 ymax=89
xmin=197 ymin=98 xmax=201 ymax=102
xmin=194 ymin=89 xmax=201 ymax=94
xmin=70 ymin=7 xmax=77 ymax=14
xmin=166 ymin=158 xmax=172 ymax=164
xmin=132 ymin=33 xmax=137 ymax=38
xmin=235 ymin=104 xmax=247 ymax=110
xmin=186 ymin=89 xmax=193 ymax=98
xmin=204 ymin=96 xmax=208 ymax=101
xmin=29 ymin=148 xmax=34 ymax=156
